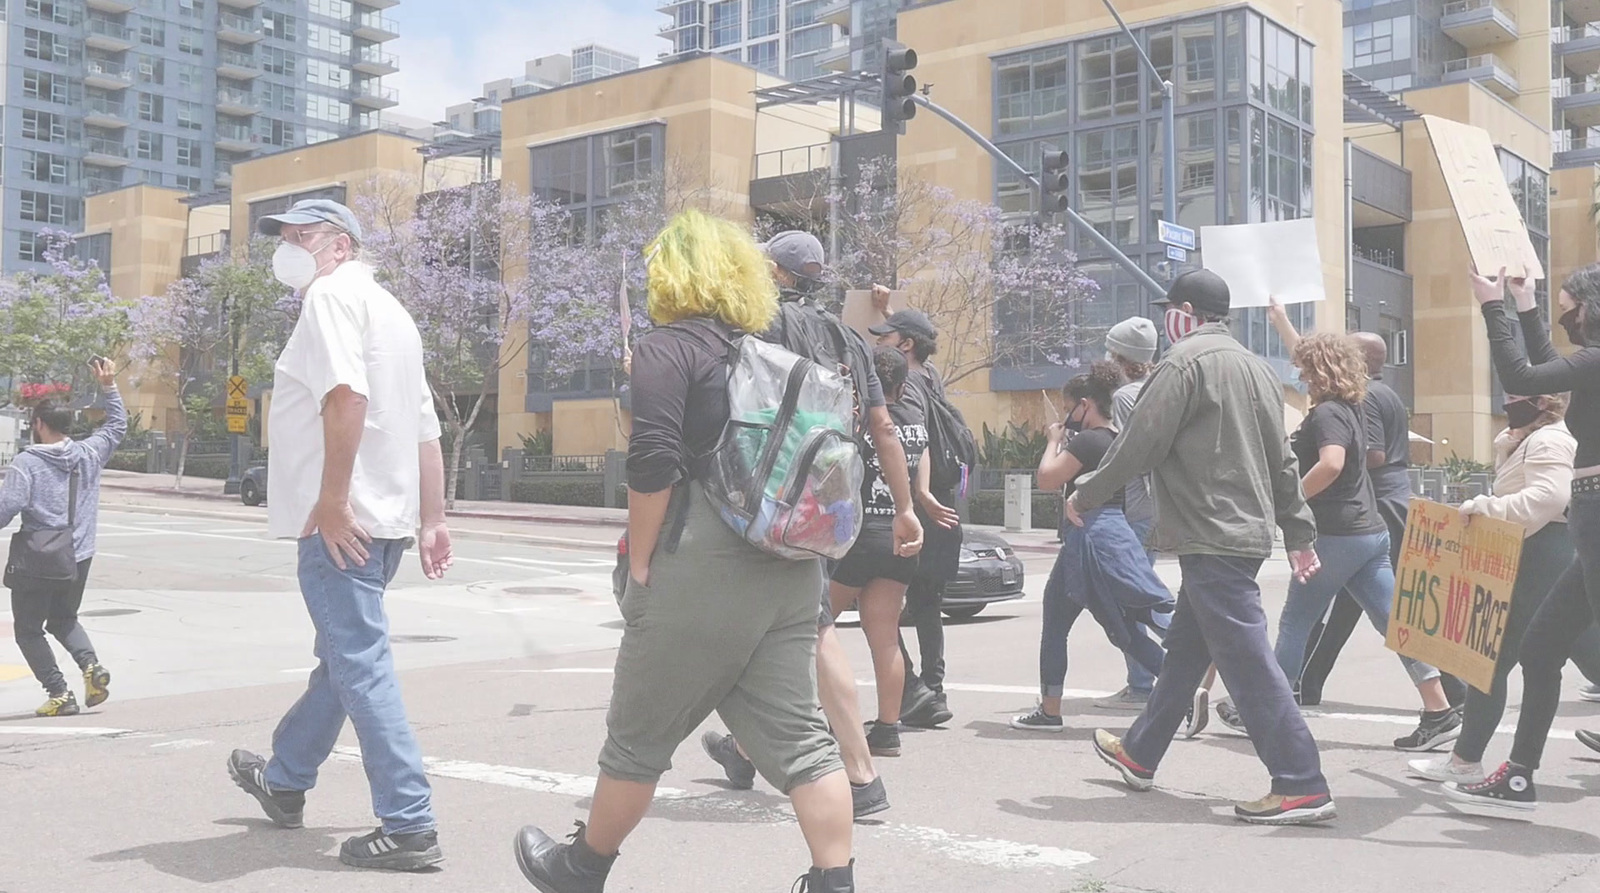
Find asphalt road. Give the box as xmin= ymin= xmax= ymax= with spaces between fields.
xmin=2 ymin=501 xmax=1598 ymax=893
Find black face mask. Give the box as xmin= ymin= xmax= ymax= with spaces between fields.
xmin=1504 ymin=399 xmax=1541 ymax=430
xmin=1064 ymin=401 xmax=1087 ymax=433
xmin=1560 ymin=307 xmax=1587 ymax=347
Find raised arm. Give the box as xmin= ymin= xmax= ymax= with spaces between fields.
xmin=85 ymin=359 xmax=127 ymax=466
xmin=1505 ymin=269 xmax=1560 ymax=366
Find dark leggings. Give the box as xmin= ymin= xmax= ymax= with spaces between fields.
xmin=1457 ymin=523 xmax=1600 ymax=762
xmin=1510 ymin=489 xmax=1600 ymax=770
xmin=10 ymin=558 xmax=97 ymax=696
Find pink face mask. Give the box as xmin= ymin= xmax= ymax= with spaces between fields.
xmin=1164 ymin=306 xmax=1199 ymax=345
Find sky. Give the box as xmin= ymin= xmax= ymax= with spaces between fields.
xmin=387 ymin=0 xmax=667 ymax=123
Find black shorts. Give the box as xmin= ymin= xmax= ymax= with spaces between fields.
xmin=831 ymin=527 xmax=919 ymax=587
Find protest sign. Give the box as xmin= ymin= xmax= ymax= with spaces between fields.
xmin=1421 ymin=115 xmax=1545 ymax=280
xmin=1386 ymin=498 xmax=1524 ymax=693
xmin=1198 ymin=218 xmax=1325 ymax=309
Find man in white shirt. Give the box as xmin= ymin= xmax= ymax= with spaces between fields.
xmin=225 ymin=199 xmax=453 ymax=872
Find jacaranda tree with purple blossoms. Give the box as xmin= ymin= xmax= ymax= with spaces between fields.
xmin=130 ymin=238 xmax=293 ymax=489
xmin=0 ymin=231 xmax=131 ymax=408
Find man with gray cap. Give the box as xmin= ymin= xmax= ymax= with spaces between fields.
xmin=226 ymin=200 xmax=454 ymax=869
xmin=1067 ymin=270 xmax=1335 ymax=826
xmin=1096 ymin=315 xmax=1166 ymax=712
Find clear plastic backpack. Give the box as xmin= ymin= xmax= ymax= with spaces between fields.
xmin=703 ymin=335 xmax=864 ymax=560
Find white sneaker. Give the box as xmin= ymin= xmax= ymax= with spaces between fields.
xmin=1179 ymin=687 xmax=1210 ymax=739
xmin=1408 ymin=756 xmax=1483 ymax=784
xmin=1580 ymin=683 xmax=1600 ymax=703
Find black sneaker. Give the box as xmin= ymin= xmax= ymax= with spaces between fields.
xmin=1216 ymin=699 xmax=1246 ymax=733
xmin=850 ymin=777 xmax=889 ymax=820
xmin=865 ymin=720 xmax=901 ymax=757
xmin=1443 ymin=762 xmax=1537 ymax=814
xmin=1393 ymin=708 xmax=1462 ymax=752
xmin=514 ymin=822 xmax=616 ymax=893
xmin=1577 ymin=729 xmax=1600 ymax=755
xmin=227 ymin=749 xmax=305 ymax=829
xmin=700 ymin=730 xmax=756 ymax=790
xmin=901 ymin=688 xmax=952 ymax=729
xmin=793 ymin=860 xmax=855 ymax=892
xmin=340 ymin=827 xmax=443 ymax=871
xmin=1010 ymin=707 xmax=1064 ymax=732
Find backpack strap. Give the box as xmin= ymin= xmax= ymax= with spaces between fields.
xmin=67 ymin=467 xmax=78 ymax=528
xmin=649 ymin=317 xmax=743 ymax=555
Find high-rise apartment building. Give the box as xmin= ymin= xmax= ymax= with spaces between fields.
xmin=659 ymin=0 xmax=844 ymax=80
xmin=443 ymin=46 xmax=639 ymax=137
xmin=5 ymin=0 xmax=400 ymax=274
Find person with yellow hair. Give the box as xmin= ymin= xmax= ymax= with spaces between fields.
xmin=514 ymin=210 xmax=858 ymax=893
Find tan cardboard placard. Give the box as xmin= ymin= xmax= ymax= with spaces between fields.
xmin=841 ymin=289 xmax=909 ymax=342
xmin=1421 ymin=115 xmax=1545 ymax=280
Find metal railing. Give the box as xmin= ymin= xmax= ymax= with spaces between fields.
xmin=185 ymin=231 xmax=229 ymax=257
xmin=355 ymin=46 xmax=398 ymax=67
xmin=85 ymin=136 xmax=128 ymax=158
xmin=1554 ymin=129 xmax=1600 ymax=152
xmin=85 ymin=96 xmax=125 ymax=117
xmin=219 ymin=47 xmax=257 ymax=69
xmin=217 ymin=87 xmax=259 ymax=108
xmin=1443 ymin=54 xmax=1509 ymax=75
xmin=86 ymin=57 xmax=131 ymax=79
xmin=86 ymin=174 xmax=125 ymax=195
xmin=753 ymin=143 xmax=832 ymax=180
xmin=216 ymin=120 xmax=255 ymax=142
xmin=1553 ymin=76 xmax=1600 ymax=98
xmin=356 ymin=81 xmax=399 ymax=102
xmin=1554 ymin=23 xmax=1600 ymax=43
xmin=354 ymin=11 xmax=398 ymax=32
xmin=86 ymin=17 xmax=132 ymax=41
xmin=219 ymin=11 xmax=258 ymax=32
xmin=1443 ymin=0 xmax=1513 ymax=20
xmin=514 ymin=454 xmax=610 ymax=474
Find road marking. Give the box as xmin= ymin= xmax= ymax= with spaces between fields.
xmin=150 ymin=738 xmax=211 ymax=750
xmin=329 ymin=747 xmax=1094 ymax=872
xmin=280 ymin=667 xmax=317 ymax=674
xmin=494 ymin=555 xmax=613 ymax=568
xmin=0 ymin=664 xmax=34 ymax=683
xmin=93 ymin=552 xmax=131 ymax=559
xmin=0 ymin=726 xmax=133 ymax=737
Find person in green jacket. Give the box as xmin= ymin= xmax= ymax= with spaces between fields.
xmin=1066 ymin=269 xmax=1335 ymax=826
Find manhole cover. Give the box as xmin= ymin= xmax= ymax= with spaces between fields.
xmin=391 ymin=634 xmax=456 ymax=644
xmin=81 ymin=608 xmax=140 ymax=618
xmin=504 ymin=586 xmax=581 ymax=596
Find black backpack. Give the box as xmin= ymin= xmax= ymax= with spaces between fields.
xmin=762 ymin=300 xmax=873 ymax=447
xmin=921 ymin=372 xmax=977 ymax=494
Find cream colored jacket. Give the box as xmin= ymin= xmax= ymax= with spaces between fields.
xmin=1460 ymin=421 xmax=1576 ymax=537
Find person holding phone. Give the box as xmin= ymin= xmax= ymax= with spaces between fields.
xmin=2 ymin=357 xmax=125 ymax=716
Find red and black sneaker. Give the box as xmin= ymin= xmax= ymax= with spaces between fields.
xmin=1444 ymin=761 xmax=1537 ymax=815
xmin=1234 ymin=792 xmax=1337 ymax=825
xmin=1092 ymin=729 xmax=1154 ymax=791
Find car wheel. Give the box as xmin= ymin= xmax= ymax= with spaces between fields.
xmin=241 ymin=480 xmax=262 ymax=507
xmin=943 ymin=606 xmax=985 ymax=620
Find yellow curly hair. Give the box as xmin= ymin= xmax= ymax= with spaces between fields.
xmin=1292 ymin=333 xmax=1368 ymax=406
xmin=645 ymin=209 xmax=778 ymax=333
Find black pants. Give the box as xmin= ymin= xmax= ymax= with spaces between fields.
xmin=899 ymin=508 xmax=959 ymax=695
xmin=1299 ymin=497 xmax=1470 ymax=705
xmin=1511 ymin=488 xmax=1600 ymax=770
xmin=11 ymin=558 xmax=97 ymax=696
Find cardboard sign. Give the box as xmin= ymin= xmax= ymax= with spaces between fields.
xmin=841 ymin=289 xmax=908 ymax=342
xmin=1386 ymin=498 xmax=1524 ymax=693
xmin=1421 ymin=115 xmax=1545 ymax=280
xmin=1198 ymin=218 xmax=1326 ymax=308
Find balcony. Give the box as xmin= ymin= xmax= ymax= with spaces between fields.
xmin=86 ymin=174 xmax=125 ymax=196
xmin=353 ymin=46 xmax=399 ymax=75
xmin=1441 ymin=53 xmax=1519 ymax=100
xmin=819 ymin=42 xmax=852 ymax=73
xmin=217 ymin=48 xmax=260 ymax=80
xmin=749 ymin=142 xmax=833 ymax=215
xmin=1556 ymin=24 xmax=1600 ymax=76
xmin=819 ymin=0 xmax=852 ymax=27
xmin=353 ymin=12 xmax=399 ymax=41
xmin=1441 ymin=0 xmax=1518 ymax=48
xmin=85 ymin=17 xmax=135 ymax=51
xmin=87 ymin=0 xmax=136 ymax=12
xmin=1350 ymin=146 xmax=1412 ymax=225
xmin=84 ymin=57 xmax=133 ymax=90
xmin=215 ymin=121 xmax=259 ymax=152
xmin=1554 ymin=129 xmax=1600 ymax=167
xmin=84 ymin=137 xmax=132 ymax=168
xmin=217 ymin=0 xmax=263 ymax=7
xmin=1556 ymin=76 xmax=1600 ymax=128
xmin=217 ymin=87 xmax=259 ymax=116
xmin=218 ymin=12 xmax=263 ymax=44
xmin=352 ymin=80 xmax=399 ymax=108
xmin=83 ymin=96 xmax=128 ymax=128
xmin=356 ymin=0 xmax=400 ymax=9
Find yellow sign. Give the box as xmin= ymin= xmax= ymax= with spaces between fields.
xmin=226 ymin=396 xmax=250 ymax=416
xmin=1387 ymin=499 xmax=1524 ymax=693
xmin=227 ymin=375 xmax=248 ymax=399
xmin=227 ymin=415 xmax=248 ymax=434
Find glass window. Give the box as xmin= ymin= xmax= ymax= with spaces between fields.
xmin=262 ymin=46 xmax=294 ymax=75
xmin=1149 ymin=17 xmax=1217 ymax=109
xmin=1264 ymin=22 xmax=1298 ymax=117
xmin=749 ymin=0 xmax=778 ymax=38
xmin=177 ymin=100 xmax=202 ymax=131
xmin=1223 ymin=11 xmax=1244 ymax=99
xmin=532 ymin=139 xmax=590 ymax=204
xmin=787 ymin=0 xmax=823 ymax=29
xmin=709 ymin=1 xmax=741 ymax=48
xmin=1078 ymin=36 xmax=1140 ymax=121
xmin=176 ymin=137 xmax=202 ymax=168
xmin=1077 ymin=125 xmax=1141 ymax=247
xmin=1299 ymin=42 xmax=1314 ymax=123
xmin=18 ymin=190 xmax=77 ymax=225
xmin=177 ymin=63 xmax=203 ymax=90
xmin=139 ymin=18 xmax=165 ymax=47
xmin=264 ymin=11 xmax=296 ymax=41
xmin=138 ymin=92 xmax=164 ymax=123
xmin=1247 ymin=13 xmax=1262 ymax=103
xmin=137 ymin=55 xmax=164 ymax=85
xmin=178 ymin=0 xmax=203 ymax=18
xmin=747 ymin=40 xmax=779 ymax=75
xmin=178 ymin=25 xmax=204 ymax=56
xmin=136 ymin=131 xmax=163 ymax=161
xmin=995 ymin=46 xmax=1069 ymax=136
xmin=1266 ymin=116 xmax=1300 ymax=220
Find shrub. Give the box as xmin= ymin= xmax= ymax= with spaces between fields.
xmin=965 ymin=490 xmax=1061 ymax=529
xmin=106 ymin=450 xmax=148 ymax=473
xmin=979 ymin=421 xmax=1051 ymax=470
xmin=509 ymin=479 xmax=604 ymax=507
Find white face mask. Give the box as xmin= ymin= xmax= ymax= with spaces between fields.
xmin=272 ymin=238 xmax=335 ymax=290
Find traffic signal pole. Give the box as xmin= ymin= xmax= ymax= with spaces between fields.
xmin=1098 ymin=0 xmax=1178 ymax=236
xmin=908 ymin=93 xmax=1168 ymax=299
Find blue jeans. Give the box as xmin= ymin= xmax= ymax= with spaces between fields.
xmin=265 ymin=537 xmax=434 ymax=835
xmin=1123 ymin=516 xmax=1167 ymax=694
xmin=1273 ymin=530 xmax=1439 ymax=690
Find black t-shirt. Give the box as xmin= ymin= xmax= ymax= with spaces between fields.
xmin=1291 ymin=399 xmax=1384 ymax=536
xmin=626 ymin=320 xmax=731 ymax=494
xmin=1364 ymin=379 xmax=1411 ymax=502
xmin=863 ymin=401 xmax=928 ymax=522
xmin=1063 ymin=426 xmax=1125 ymax=508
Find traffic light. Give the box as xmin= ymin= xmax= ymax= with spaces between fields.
xmin=881 ymin=42 xmax=918 ymax=135
xmin=1039 ymin=148 xmax=1069 ymax=214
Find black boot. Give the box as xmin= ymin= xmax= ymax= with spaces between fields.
xmin=514 ymin=822 xmax=615 ymax=893
xmin=794 ymin=861 xmax=854 ymax=892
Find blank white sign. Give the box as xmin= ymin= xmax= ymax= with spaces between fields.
xmin=1199 ymin=218 xmax=1326 ymax=309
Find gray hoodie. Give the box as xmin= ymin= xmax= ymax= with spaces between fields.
xmin=0 ymin=388 xmax=127 ymax=562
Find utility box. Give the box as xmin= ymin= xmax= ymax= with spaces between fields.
xmin=1004 ymin=474 xmax=1031 ymax=532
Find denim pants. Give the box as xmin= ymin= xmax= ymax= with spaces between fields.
xmin=1124 ymin=554 xmax=1328 ymax=796
xmin=265 ymin=537 xmax=434 ymax=835
xmin=1122 ymin=517 xmax=1167 ymax=694
xmin=1274 ymin=529 xmax=1439 ymax=690
xmin=1511 ymin=488 xmax=1600 ymax=770
xmin=10 ymin=558 xmax=96 ymax=695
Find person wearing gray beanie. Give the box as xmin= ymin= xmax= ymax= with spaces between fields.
xmin=1106 ymin=317 xmax=1158 ymax=366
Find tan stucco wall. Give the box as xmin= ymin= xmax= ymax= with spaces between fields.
xmin=1551 ymin=165 xmax=1599 ymax=337
xmin=551 ymin=399 xmax=630 ymax=456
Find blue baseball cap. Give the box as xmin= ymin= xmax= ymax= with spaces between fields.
xmin=257 ymin=199 xmax=363 ymax=242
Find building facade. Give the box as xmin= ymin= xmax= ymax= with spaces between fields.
xmin=5 ymin=0 xmax=400 ymax=274
xmin=659 ymin=0 xmax=844 ymax=80
xmin=442 ymin=46 xmax=640 ymax=138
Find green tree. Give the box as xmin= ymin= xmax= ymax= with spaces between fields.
xmin=0 ymin=232 xmax=131 ymax=406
